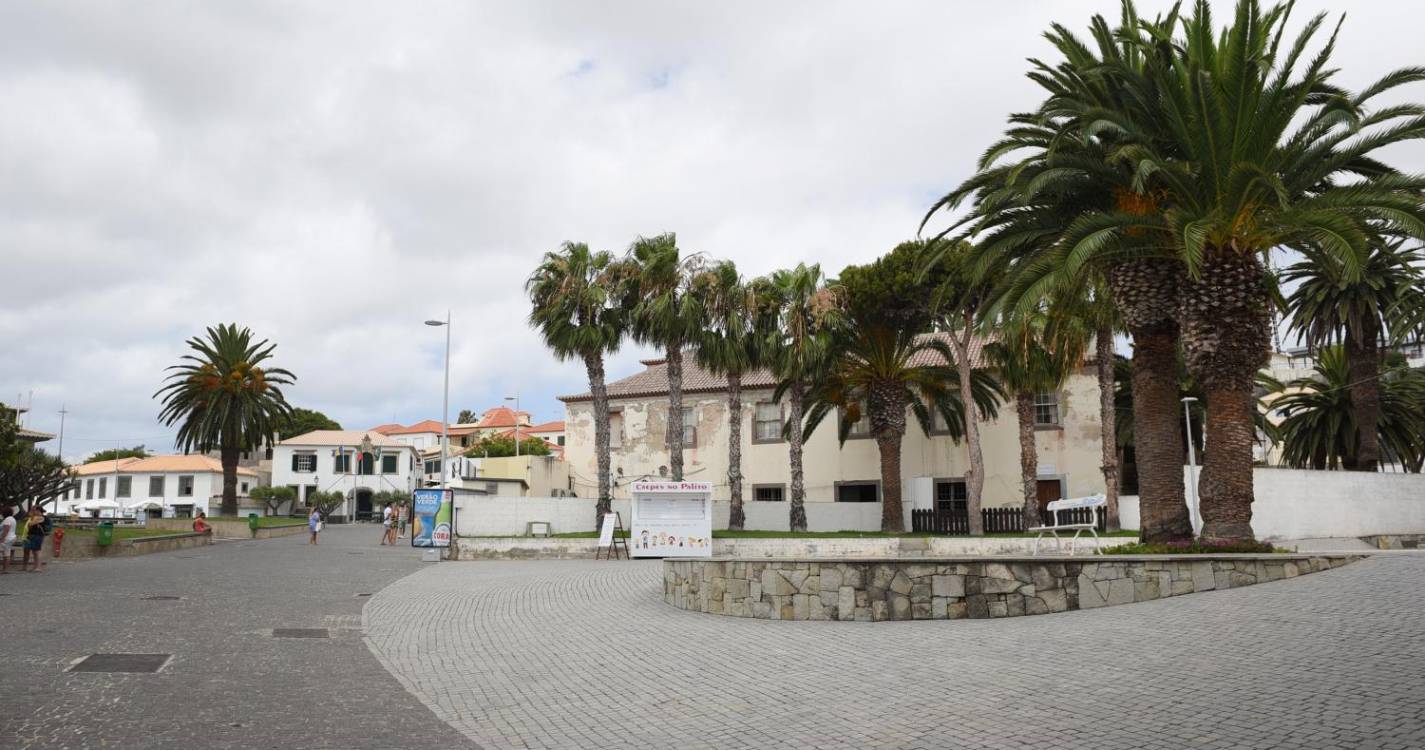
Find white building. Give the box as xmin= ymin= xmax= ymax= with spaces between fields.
xmin=371 ymin=420 xmax=446 ymax=451
xmin=59 ymin=455 xmax=259 ymax=518
xmin=269 ymin=430 xmax=420 ymax=520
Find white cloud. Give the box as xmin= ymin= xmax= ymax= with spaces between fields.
xmin=3 ymin=0 xmax=1423 ymax=460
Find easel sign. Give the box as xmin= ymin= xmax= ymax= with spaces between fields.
xmin=595 ymin=512 xmax=629 ymax=560
xmin=630 ymin=481 xmax=713 ymax=558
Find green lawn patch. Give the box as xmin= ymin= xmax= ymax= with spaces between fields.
xmin=1104 ymin=540 xmax=1291 ymax=555
xmin=60 ymin=527 xmax=185 ymax=540
xmin=211 ymin=516 xmax=307 ymax=528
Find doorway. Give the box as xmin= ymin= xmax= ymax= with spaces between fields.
xmin=355 ymin=489 xmax=374 ymax=521
xmin=1035 ymin=479 xmax=1064 ymax=516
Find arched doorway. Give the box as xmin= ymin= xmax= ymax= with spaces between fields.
xmin=355 ymin=488 xmax=374 ymax=521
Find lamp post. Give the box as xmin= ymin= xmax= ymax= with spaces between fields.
xmin=1182 ymin=396 xmax=1201 ymax=535
xmin=425 ymin=313 xmax=451 ymax=491
xmin=504 ymin=393 xmax=520 ymax=457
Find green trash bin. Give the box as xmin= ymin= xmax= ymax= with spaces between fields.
xmin=248 ymin=513 xmax=259 ymax=536
xmin=96 ymin=522 xmax=115 ymax=547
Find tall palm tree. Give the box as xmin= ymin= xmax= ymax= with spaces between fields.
xmin=624 ymin=233 xmax=705 ymax=481
xmin=985 ymin=306 xmax=1085 ymax=529
xmin=1270 ymin=347 xmax=1425 ymax=472
xmin=1283 ymin=239 xmax=1425 ymax=471
xmin=692 ymin=261 xmax=762 ymax=530
xmin=527 ymin=242 xmax=625 ymax=526
xmin=156 ymin=324 xmax=295 ymax=516
xmin=765 ymin=263 xmax=839 ymax=532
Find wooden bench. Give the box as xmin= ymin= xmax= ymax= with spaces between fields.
xmin=1030 ymin=494 xmax=1106 ymax=556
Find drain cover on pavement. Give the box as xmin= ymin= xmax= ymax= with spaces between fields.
xmin=354 ymin=593 xmax=372 ymax=597
xmin=69 ymin=654 xmax=171 ymax=673
xmin=272 ymin=628 xmax=329 ymax=638
xmin=142 ymin=595 xmax=182 ymax=601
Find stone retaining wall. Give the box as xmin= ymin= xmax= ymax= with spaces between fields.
xmin=52 ymin=532 xmax=215 ymax=560
xmin=145 ymin=518 xmax=308 ymax=539
xmin=664 ymin=554 xmax=1361 ymax=622
xmin=455 ymin=535 xmax=1136 ymax=560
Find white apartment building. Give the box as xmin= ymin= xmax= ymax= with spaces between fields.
xmin=560 ymin=334 xmax=1108 ymax=517
xmin=269 ymin=430 xmax=420 ymax=520
xmin=60 ymin=455 xmax=258 ymax=518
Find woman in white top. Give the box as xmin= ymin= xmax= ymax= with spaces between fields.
xmin=308 ymin=508 xmax=322 ymax=545
xmin=0 ymin=506 xmax=16 ymax=574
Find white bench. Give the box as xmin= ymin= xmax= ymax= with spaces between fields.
xmin=1030 ymin=494 xmax=1106 ymax=556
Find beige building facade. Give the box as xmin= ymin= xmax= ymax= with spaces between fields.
xmin=560 ymin=347 xmax=1108 ymax=515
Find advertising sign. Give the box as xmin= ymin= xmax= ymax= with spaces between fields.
xmin=411 ymin=488 xmax=452 ymax=548
xmin=630 ymin=481 xmax=713 ymax=558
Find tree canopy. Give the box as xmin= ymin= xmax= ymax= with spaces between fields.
xmin=277 ymin=407 xmax=342 ymax=441
xmin=463 ymin=434 xmax=552 ymax=458
xmin=84 ymin=445 xmax=151 ymax=465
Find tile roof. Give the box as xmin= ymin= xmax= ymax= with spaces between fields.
xmin=383 ymin=419 xmax=446 ymax=435
xmin=475 ymin=407 xmax=531 ymax=429
xmin=525 ymin=421 xmax=565 ymax=433
xmin=368 ymin=423 xmax=403 ymax=435
xmin=278 ymin=430 xmax=408 ymax=448
xmin=70 ymin=455 xmax=258 ymax=477
xmin=559 ymin=333 xmax=992 ymax=403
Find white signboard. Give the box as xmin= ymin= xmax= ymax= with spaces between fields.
xmin=597 ymin=513 xmax=617 ymax=548
xmin=630 ymin=481 xmax=713 ymax=558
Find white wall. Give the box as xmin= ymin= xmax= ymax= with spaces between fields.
xmin=1115 ymin=469 xmax=1425 ymax=539
xmin=57 ymin=471 xmax=246 ymax=516
xmin=270 ymin=443 xmax=417 ymax=515
xmin=453 ymin=496 xmax=902 ymax=536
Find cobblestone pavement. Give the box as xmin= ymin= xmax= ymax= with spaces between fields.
xmin=0 ymin=525 xmax=475 ymax=750
xmin=366 ymin=555 xmax=1425 ymax=750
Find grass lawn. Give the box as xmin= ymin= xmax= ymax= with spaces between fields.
xmin=59 ymin=527 xmax=188 ymax=540
xmin=545 ymin=529 xmax=1139 ymax=540
xmin=211 ymin=516 xmax=308 ymax=528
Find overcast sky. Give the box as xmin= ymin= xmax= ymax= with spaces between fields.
xmin=4 ymin=1 xmax=1423 ymax=462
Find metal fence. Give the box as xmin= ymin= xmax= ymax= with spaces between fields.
xmin=911 ymin=506 xmax=1107 ymax=534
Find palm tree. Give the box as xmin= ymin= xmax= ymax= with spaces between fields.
xmin=156 ymin=324 xmax=295 ymax=516
xmin=624 ymin=233 xmax=705 ymax=481
xmin=692 ymin=261 xmax=762 ymax=530
xmin=1283 ymin=240 xmax=1425 ymax=471
xmin=764 ymin=263 xmax=839 ymax=532
xmin=527 ymin=242 xmax=626 ymax=526
xmin=456 ymin=408 xmax=477 ymax=425
xmin=1270 ymin=347 xmax=1425 ymax=472
xmin=985 ymin=306 xmax=1084 ymax=529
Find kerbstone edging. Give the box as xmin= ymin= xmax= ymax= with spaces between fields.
xmin=663 ymin=554 xmax=1362 ymax=621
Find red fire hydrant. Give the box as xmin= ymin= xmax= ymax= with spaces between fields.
xmin=53 ymin=527 xmax=65 ymax=558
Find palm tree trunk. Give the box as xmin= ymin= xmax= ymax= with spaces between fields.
xmin=1131 ymin=323 xmax=1193 ymax=542
xmin=875 ymin=433 xmax=905 ymax=533
xmin=1198 ymin=380 xmax=1258 ymax=542
xmin=220 ymin=444 xmax=240 ymax=516
xmin=1180 ymin=248 xmax=1273 ymax=545
xmin=585 ymin=353 xmax=613 ymax=528
xmin=727 ymin=371 xmax=745 ymax=530
xmin=1016 ymin=391 xmax=1038 ymax=530
xmin=1344 ymin=320 xmax=1382 ymax=472
xmin=666 ymin=342 xmax=684 ymax=481
xmin=952 ymin=326 xmax=985 ymax=536
xmin=787 ymin=380 xmax=807 ymax=532
xmin=1096 ymin=325 xmax=1120 ymax=530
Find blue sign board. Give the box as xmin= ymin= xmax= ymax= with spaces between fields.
xmin=411 ymin=488 xmax=452 ymax=548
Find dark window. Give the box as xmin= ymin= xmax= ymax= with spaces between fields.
xmin=667 ymin=408 xmax=696 ymax=447
xmin=358 ymin=452 xmax=375 ymax=476
xmin=840 ymin=405 xmax=871 ymax=438
xmin=754 ymin=485 xmax=785 ymax=502
xmin=836 ymin=482 xmax=879 ymax=502
xmin=178 ymin=476 xmax=194 ymax=497
xmin=424 ymin=459 xmax=442 ymax=476
xmin=754 ymin=402 xmax=783 ymax=442
xmin=149 ymin=476 xmax=165 ymax=497
xmin=382 ymin=455 xmax=398 ymax=474
xmin=264 ymin=447 xmax=273 ymax=460
xmin=293 ymin=454 xmax=316 ymax=473
xmin=935 ymin=479 xmax=968 ymax=514
xmin=1034 ymin=392 xmax=1060 ymax=426
xmin=556 ymin=435 xmax=565 ymax=446
xmin=85 ymin=479 xmax=94 ymax=500
xmin=98 ymin=478 xmax=107 ymax=498
xmin=116 ymin=477 xmax=131 ymax=498
xmin=333 ymin=453 xmax=351 ymax=473
xmin=240 ymin=482 xmax=249 ymax=494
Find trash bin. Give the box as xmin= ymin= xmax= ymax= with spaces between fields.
xmin=248 ymin=513 xmax=259 ymax=536
xmin=96 ymin=522 xmax=115 ymax=547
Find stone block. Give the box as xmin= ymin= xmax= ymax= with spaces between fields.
xmin=750 ymin=580 xmax=763 ymax=601
xmin=843 ymin=566 xmax=864 ymax=588
xmin=1170 ymin=578 xmax=1195 ymax=596
xmin=871 ymin=600 xmax=889 ymax=622
xmin=1024 ymin=596 xmax=1048 ymax=616
xmin=946 ymin=602 xmax=968 ymax=619
xmin=1038 ymin=588 xmax=1068 ymax=612
xmin=1031 ymin=567 xmax=1057 ymax=591
xmin=931 ymin=597 xmax=949 ymax=619
xmin=820 ymin=589 xmax=839 ymax=608
xmin=910 ymin=583 xmax=931 ymax=603
xmin=821 ymin=568 xmax=843 ymax=591
xmin=801 ymin=575 xmax=820 ymax=595
xmin=988 ymin=599 xmax=1008 ymax=618
xmin=983 ymin=562 xmax=1014 ymax=582
xmin=905 ymin=564 xmax=937 ymax=579
xmin=726 ymin=578 xmax=750 ymax=600
xmin=762 ymin=569 xmax=792 ymax=597
xmin=965 ymin=595 xmax=989 ymax=619
xmin=912 ymin=603 xmax=932 ymax=620
xmin=890 ymin=594 xmax=911 ymax=620
xmin=932 ymin=575 xmax=965 ymax=598
xmin=784 ymin=568 xmax=810 ymax=592
xmin=1005 ymin=596 xmax=1025 ymax=616
xmin=869 ymin=565 xmax=895 ymax=590
xmin=980 ymin=575 xmax=1021 ymax=595
xmin=838 ymin=586 xmax=856 ymax=620
xmin=1191 ymin=562 xmax=1216 ymax=592
xmin=1283 ymin=562 xmax=1299 ymax=578
xmin=792 ymin=594 xmax=810 ymax=620
xmin=889 ymin=571 xmax=913 ymax=596
xmin=1010 ymin=563 xmax=1036 ymax=583
xmin=854 ymin=607 xmax=871 ymax=622
xmin=1215 ymin=569 xmax=1233 ymax=590
xmin=1134 ymin=578 xmax=1160 ymax=601
xmin=750 ymin=601 xmax=773 ymax=619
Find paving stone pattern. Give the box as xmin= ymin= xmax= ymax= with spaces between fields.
xmin=367 ymin=555 xmax=1425 ymax=750
xmin=664 ymin=554 xmax=1360 ymax=621
xmin=0 ymin=525 xmax=476 ymax=750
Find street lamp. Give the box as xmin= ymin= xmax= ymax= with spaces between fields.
xmin=504 ymin=393 xmax=520 ymax=457
xmin=1182 ymin=396 xmax=1201 ymax=534
xmin=425 ymin=313 xmax=451 ymax=491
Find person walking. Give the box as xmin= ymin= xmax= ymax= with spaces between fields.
xmin=308 ymin=507 xmax=323 ymax=545
xmin=0 ymin=506 xmax=16 ymax=574
xmin=379 ymin=504 xmax=393 ymax=545
xmin=396 ymin=503 xmax=408 ymax=539
xmin=23 ymin=506 xmax=49 ymax=572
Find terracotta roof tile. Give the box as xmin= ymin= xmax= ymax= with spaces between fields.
xmin=70 ymin=455 xmax=258 ymax=477
xmin=383 ymin=419 xmax=446 ymax=435
xmin=278 ymin=430 xmax=407 ymax=448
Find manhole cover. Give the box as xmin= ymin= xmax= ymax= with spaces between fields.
xmin=272 ymin=628 xmax=328 ymax=639
xmin=69 ymin=654 xmax=171 ymax=673
xmin=354 ymin=593 xmax=372 ymax=597
xmin=142 ymin=595 xmax=182 ymax=601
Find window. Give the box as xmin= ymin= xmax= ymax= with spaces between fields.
xmin=382 ymin=454 xmax=399 ymax=474
xmin=117 ymin=476 xmax=131 ymax=498
xmin=358 ymin=452 xmax=375 ymax=476
xmin=149 ymin=476 xmax=165 ymax=497
xmin=935 ymin=479 xmax=968 ymax=514
xmin=667 ymin=408 xmax=696 ymax=447
xmin=841 ymin=404 xmax=871 ymax=438
xmin=292 ymin=453 xmax=316 ymax=473
xmin=608 ymin=411 xmax=624 ymax=449
xmin=424 ymin=459 xmax=442 ymax=476
xmin=264 ymin=447 xmax=273 ymax=460
xmin=754 ymin=402 xmax=783 ymax=442
xmin=240 ymin=481 xmax=249 ymax=493
xmin=85 ymin=479 xmax=94 ymax=500
xmin=98 ymin=477 xmax=107 ymax=498
xmin=931 ymin=408 xmax=954 ymax=435
xmin=1034 ymin=391 xmax=1060 ymax=426
xmin=753 ymin=485 xmax=785 ymax=502
xmin=556 ymin=435 xmax=565 ymax=446
xmin=485 ymin=482 xmax=500 ymax=495
xmin=178 ymin=475 xmax=194 ymax=497
xmin=332 ymin=452 xmax=351 ymax=473
xmin=836 ymin=481 xmax=879 ymax=502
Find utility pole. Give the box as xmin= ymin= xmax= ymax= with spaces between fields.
xmin=56 ymin=405 xmax=68 ymax=462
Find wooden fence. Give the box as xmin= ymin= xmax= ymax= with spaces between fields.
xmin=911 ymin=506 xmax=1107 ymax=534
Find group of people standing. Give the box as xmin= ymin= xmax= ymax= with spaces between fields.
xmin=1 ymin=505 xmax=51 ymax=573
xmin=378 ymin=503 xmax=406 ymax=545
